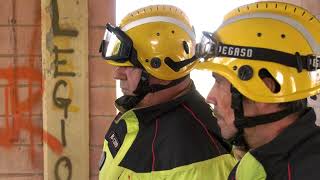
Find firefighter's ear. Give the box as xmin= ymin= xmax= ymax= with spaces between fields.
xmin=262 ymin=77 xmax=277 ymax=93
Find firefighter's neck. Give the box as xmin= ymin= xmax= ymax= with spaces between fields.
xmin=137 ymin=77 xmax=192 ymax=108
xmin=243 ymin=102 xmax=298 ymax=149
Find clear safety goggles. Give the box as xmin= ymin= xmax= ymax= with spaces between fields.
xmin=195 ymin=31 xmax=320 ymax=72
xmin=99 ymin=23 xmax=134 ymax=63
xmin=98 ymin=23 xmax=199 ymax=72
xmin=196 ymin=31 xmax=220 ymax=60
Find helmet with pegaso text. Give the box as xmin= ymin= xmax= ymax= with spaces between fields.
xmin=196 ymin=1 xmax=320 ymax=103
xmin=195 ymin=1 xmax=320 ymax=147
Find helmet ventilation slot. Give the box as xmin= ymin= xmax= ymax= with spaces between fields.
xmin=259 ymin=68 xmax=281 ymax=93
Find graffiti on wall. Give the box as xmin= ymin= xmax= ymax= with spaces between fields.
xmin=0 ymin=7 xmax=63 ymax=164
xmin=0 ymin=67 xmax=63 ymax=160
xmin=1 ymin=0 xmax=85 ymax=178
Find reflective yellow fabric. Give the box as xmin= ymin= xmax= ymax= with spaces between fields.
xmin=236 ymin=152 xmax=267 ymax=180
xmin=99 ymin=109 xmax=237 ymax=180
xmin=118 ymin=154 xmax=237 ymax=180
xmin=99 ymin=110 xmax=139 ymax=180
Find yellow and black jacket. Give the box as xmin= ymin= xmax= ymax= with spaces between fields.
xmin=228 ymin=108 xmax=320 ymax=180
xmin=99 ymin=85 xmax=237 ymax=180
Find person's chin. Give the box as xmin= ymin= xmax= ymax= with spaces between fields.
xmin=121 ymin=88 xmax=127 ymax=93
xmin=216 ymin=118 xmax=224 ymax=126
xmin=217 ymin=122 xmax=230 ymax=138
xmin=222 ymin=132 xmax=234 ymax=140
xmin=122 ymin=89 xmax=134 ymax=96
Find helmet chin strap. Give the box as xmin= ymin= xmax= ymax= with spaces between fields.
xmin=115 ymin=70 xmax=150 ymax=112
xmin=228 ymin=86 xmax=248 ymax=149
xmin=115 ymin=70 xmax=189 ymax=112
xmin=228 ymin=85 xmax=305 ymax=149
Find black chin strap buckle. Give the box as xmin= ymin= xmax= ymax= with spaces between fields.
xmin=229 ymin=130 xmax=248 ymax=148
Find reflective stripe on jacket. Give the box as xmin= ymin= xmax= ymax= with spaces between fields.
xmin=99 ymin=84 xmax=237 ymax=180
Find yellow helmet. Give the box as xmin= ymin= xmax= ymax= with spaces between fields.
xmin=99 ymin=5 xmax=197 ymax=80
xmin=196 ymin=1 xmax=320 ymax=103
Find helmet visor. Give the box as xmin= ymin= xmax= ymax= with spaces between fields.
xmin=99 ymin=23 xmax=133 ymax=63
xmin=196 ymin=31 xmax=219 ymax=60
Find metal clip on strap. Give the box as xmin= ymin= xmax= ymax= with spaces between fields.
xmin=306 ymin=55 xmax=320 ymax=71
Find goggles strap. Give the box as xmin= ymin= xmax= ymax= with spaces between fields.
xmin=199 ymin=33 xmax=320 ymax=72
xmin=215 ymin=43 xmax=320 ymax=72
xmin=130 ymin=48 xmax=144 ymax=69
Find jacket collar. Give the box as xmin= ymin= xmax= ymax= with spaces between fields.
xmin=252 ymin=107 xmax=319 ymax=155
xmin=132 ymin=82 xmax=199 ymax=125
